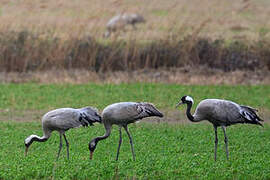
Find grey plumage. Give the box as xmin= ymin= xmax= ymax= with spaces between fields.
xmin=104 ymin=13 xmax=145 ymax=38
xmin=176 ymin=95 xmax=263 ymax=161
xmin=24 ymin=107 xmax=101 ymax=160
xmin=89 ymin=102 xmax=163 ymax=161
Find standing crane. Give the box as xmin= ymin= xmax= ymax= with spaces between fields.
xmin=88 ymin=102 xmax=163 ymax=161
xmin=24 ymin=107 xmax=101 ymax=160
xmin=176 ymin=95 xmax=263 ymax=161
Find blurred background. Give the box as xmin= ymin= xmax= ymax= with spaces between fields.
xmin=0 ymin=0 xmax=269 ymax=84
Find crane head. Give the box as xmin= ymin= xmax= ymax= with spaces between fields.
xmin=176 ymin=95 xmax=194 ymax=107
xmin=24 ymin=135 xmax=34 ymax=157
xmin=89 ymin=138 xmax=98 ymax=160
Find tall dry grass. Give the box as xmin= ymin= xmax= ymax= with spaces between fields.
xmin=1 ymin=0 xmax=270 ymax=40
xmin=0 ymin=0 xmax=270 ymax=73
xmin=0 ymin=29 xmax=269 ymax=73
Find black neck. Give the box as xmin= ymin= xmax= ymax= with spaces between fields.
xmin=94 ymin=126 xmax=111 ymax=143
xmin=27 ymin=136 xmax=48 ymax=147
xmin=186 ymin=102 xmax=195 ymax=122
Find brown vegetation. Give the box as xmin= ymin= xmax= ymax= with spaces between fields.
xmin=0 ymin=68 xmax=269 ymax=85
xmin=0 ymin=30 xmax=269 ymax=73
xmin=1 ymin=0 xmax=269 ymax=40
xmin=0 ymin=0 xmax=270 ymax=84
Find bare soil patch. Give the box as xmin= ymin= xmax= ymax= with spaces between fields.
xmin=1 ymin=108 xmax=269 ymax=125
xmin=0 ymin=68 xmax=269 ymax=85
xmin=0 ymin=109 xmax=46 ymax=122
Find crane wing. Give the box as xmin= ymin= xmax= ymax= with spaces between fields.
xmin=43 ymin=107 xmax=101 ymax=131
xmin=101 ymin=102 xmax=163 ymax=125
xmin=199 ymin=100 xmax=241 ymax=124
xmin=78 ymin=107 xmax=102 ymax=127
xmin=240 ymin=106 xmax=263 ymax=126
xmin=111 ymin=102 xmax=163 ymax=122
xmin=132 ymin=103 xmax=163 ymax=120
xmin=43 ymin=109 xmax=83 ymax=130
xmin=240 ymin=105 xmax=258 ymax=112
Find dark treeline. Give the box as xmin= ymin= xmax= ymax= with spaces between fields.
xmin=0 ymin=30 xmax=269 ymax=72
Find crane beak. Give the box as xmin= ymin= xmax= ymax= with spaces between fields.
xmin=176 ymin=102 xmax=183 ymax=108
xmin=90 ymin=151 xmax=93 ymax=160
xmin=25 ymin=147 xmax=29 ymax=157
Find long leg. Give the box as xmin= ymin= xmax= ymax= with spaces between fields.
xmin=57 ymin=134 xmax=63 ymax=160
xmin=63 ymin=133 xmax=69 ymax=160
xmin=221 ymin=126 xmax=229 ymax=160
xmin=214 ymin=125 xmax=218 ymax=161
xmin=116 ymin=126 xmax=122 ymax=161
xmin=123 ymin=125 xmax=135 ymax=161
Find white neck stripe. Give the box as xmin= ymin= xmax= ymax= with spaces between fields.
xmin=185 ymin=96 xmax=194 ymax=104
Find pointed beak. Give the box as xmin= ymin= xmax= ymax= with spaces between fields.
xmin=25 ymin=146 xmax=29 ymax=157
xmin=176 ymin=102 xmax=183 ymax=108
xmin=90 ymin=151 xmax=93 ymax=160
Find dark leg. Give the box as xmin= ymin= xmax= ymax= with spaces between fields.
xmin=222 ymin=126 xmax=229 ymax=160
xmin=63 ymin=134 xmax=69 ymax=160
xmin=123 ymin=125 xmax=135 ymax=161
xmin=214 ymin=125 xmax=218 ymax=161
xmin=116 ymin=126 xmax=122 ymax=161
xmin=57 ymin=134 xmax=63 ymax=160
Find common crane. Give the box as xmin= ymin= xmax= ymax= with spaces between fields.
xmin=24 ymin=107 xmax=101 ymax=160
xmin=176 ymin=95 xmax=263 ymax=161
xmin=88 ymin=102 xmax=163 ymax=161
xmin=104 ymin=13 xmax=145 ymax=38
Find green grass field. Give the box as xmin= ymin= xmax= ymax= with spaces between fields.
xmin=0 ymin=83 xmax=269 ymax=111
xmin=1 ymin=122 xmax=270 ymax=179
xmin=0 ymin=83 xmax=270 ymax=179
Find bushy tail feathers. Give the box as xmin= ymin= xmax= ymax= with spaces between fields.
xmin=139 ymin=103 xmax=164 ymax=117
xmin=79 ymin=107 xmax=102 ymax=126
xmin=240 ymin=106 xmax=263 ymax=127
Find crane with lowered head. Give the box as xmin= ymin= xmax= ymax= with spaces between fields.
xmin=88 ymin=102 xmax=163 ymax=161
xmin=24 ymin=107 xmax=101 ymax=160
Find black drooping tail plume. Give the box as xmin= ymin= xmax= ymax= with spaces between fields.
xmin=145 ymin=103 xmax=164 ymax=117
xmin=79 ymin=107 xmax=102 ymax=126
xmin=136 ymin=103 xmax=164 ymax=118
xmin=240 ymin=105 xmax=263 ymax=127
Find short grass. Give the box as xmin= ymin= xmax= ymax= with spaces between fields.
xmin=1 ymin=122 xmax=270 ymax=179
xmin=0 ymin=83 xmax=269 ymax=111
xmin=0 ymin=83 xmax=269 ymax=179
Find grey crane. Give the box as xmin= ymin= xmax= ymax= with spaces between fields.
xmin=24 ymin=107 xmax=101 ymax=160
xmin=176 ymin=95 xmax=263 ymax=161
xmin=104 ymin=13 xmax=145 ymax=38
xmin=88 ymin=102 xmax=163 ymax=161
